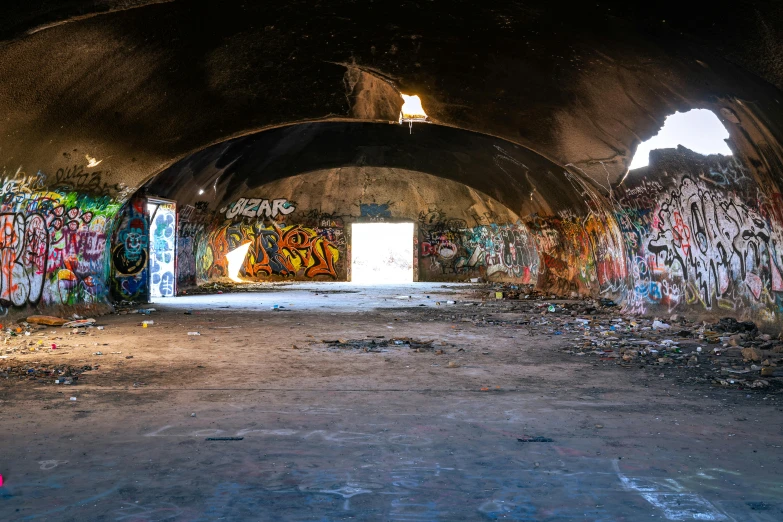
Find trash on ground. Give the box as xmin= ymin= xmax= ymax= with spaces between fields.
xmin=62 ymin=319 xmax=96 ymax=328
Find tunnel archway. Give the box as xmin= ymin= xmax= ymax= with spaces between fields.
xmin=0 ymin=0 xmax=779 ymax=332
xmin=109 ymin=116 xmax=783 ymax=330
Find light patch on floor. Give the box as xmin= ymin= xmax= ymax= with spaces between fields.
xmin=351 ymin=223 xmax=413 ymax=284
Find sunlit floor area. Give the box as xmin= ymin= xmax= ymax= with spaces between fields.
xmin=159 ymin=282 xmax=462 ymax=312
xmin=2 ymin=284 xmax=782 ymax=521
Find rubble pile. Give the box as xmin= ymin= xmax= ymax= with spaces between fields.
xmin=563 ymin=314 xmax=782 ymax=389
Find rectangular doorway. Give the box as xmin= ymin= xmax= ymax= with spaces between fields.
xmin=147 ymin=199 xmax=177 ymax=298
xmin=351 ymin=223 xmax=414 ymax=283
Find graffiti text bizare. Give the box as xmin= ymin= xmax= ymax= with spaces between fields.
xmin=220 ymin=198 xmax=295 ymax=220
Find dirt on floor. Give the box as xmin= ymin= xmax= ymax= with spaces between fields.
xmin=1 ymin=283 xmax=782 ymax=521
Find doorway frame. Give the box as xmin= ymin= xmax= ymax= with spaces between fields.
xmin=146 ymin=196 xmax=178 ymax=298
xmin=349 ymin=221 xmax=415 ymax=284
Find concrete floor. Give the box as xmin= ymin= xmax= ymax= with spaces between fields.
xmin=1 ymin=284 xmax=782 ymax=521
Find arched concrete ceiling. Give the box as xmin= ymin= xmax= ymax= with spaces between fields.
xmin=144 ymin=122 xmax=586 ymax=218
xmin=1 ymin=0 xmax=782 ymax=193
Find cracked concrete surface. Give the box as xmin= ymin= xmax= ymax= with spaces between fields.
xmin=1 ymin=284 xmax=782 ymax=520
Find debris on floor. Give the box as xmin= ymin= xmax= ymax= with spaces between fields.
xmin=0 ymin=363 xmax=96 ymax=384
xmin=317 ymin=337 xmax=452 ymax=353
xmin=557 ymin=314 xmax=782 ymax=391
xmin=62 ymin=318 xmax=96 ymax=328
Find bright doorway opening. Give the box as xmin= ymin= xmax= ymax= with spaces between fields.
xmin=351 ymin=223 xmax=414 ymax=284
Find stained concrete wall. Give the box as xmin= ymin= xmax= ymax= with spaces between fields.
xmin=172 ymin=167 xmax=537 ymax=285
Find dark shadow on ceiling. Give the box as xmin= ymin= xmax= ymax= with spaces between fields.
xmin=144 ymin=121 xmax=591 ymax=215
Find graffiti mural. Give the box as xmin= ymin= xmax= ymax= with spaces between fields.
xmin=220 ymin=198 xmax=295 ymax=220
xmin=0 ymin=166 xmax=121 ymax=312
xmin=149 ymin=202 xmax=176 ymax=298
xmin=199 ymin=222 xmax=344 ymax=281
xmin=177 ymin=236 xmax=196 ymax=287
xmin=111 ymin=198 xmax=149 ymax=302
xmin=616 ymin=167 xmax=783 ymax=318
xmin=418 ymin=213 xmax=539 ymax=283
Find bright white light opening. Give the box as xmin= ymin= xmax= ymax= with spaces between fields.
xmin=399 ymin=94 xmax=428 ymax=123
xmin=351 ymin=223 xmax=414 ymax=284
xmin=225 ymin=242 xmax=251 ymax=283
xmin=629 ymin=109 xmax=732 ymax=170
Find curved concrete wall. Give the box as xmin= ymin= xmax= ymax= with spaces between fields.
xmin=171 ymin=167 xmax=537 ymax=285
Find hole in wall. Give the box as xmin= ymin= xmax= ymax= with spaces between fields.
xmin=629 ymin=109 xmax=732 ymax=170
xmin=351 ymin=223 xmax=414 ymax=284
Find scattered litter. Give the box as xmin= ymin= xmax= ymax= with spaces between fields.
xmin=141 ymin=320 xmax=154 ymax=328
xmin=62 ymin=319 xmax=96 ymax=328
xmin=652 ymin=320 xmax=671 ymax=330
xmin=69 ymin=397 xmax=77 ymax=401
xmin=187 ymin=332 xmax=201 ymax=336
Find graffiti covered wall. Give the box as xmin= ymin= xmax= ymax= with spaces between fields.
xmin=199 ymin=220 xmax=345 ymax=281
xmin=149 ymin=202 xmax=176 ymax=298
xmin=111 ymin=198 xmax=149 ymax=302
xmin=0 ymin=164 xmax=126 ymax=314
xmin=614 ymin=148 xmax=783 ymax=325
xmin=170 ymin=168 xmax=537 ymax=285
xmin=417 ymin=210 xmax=539 ymax=283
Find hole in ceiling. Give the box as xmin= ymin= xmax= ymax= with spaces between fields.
xmin=629 ymin=109 xmax=732 ymax=170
